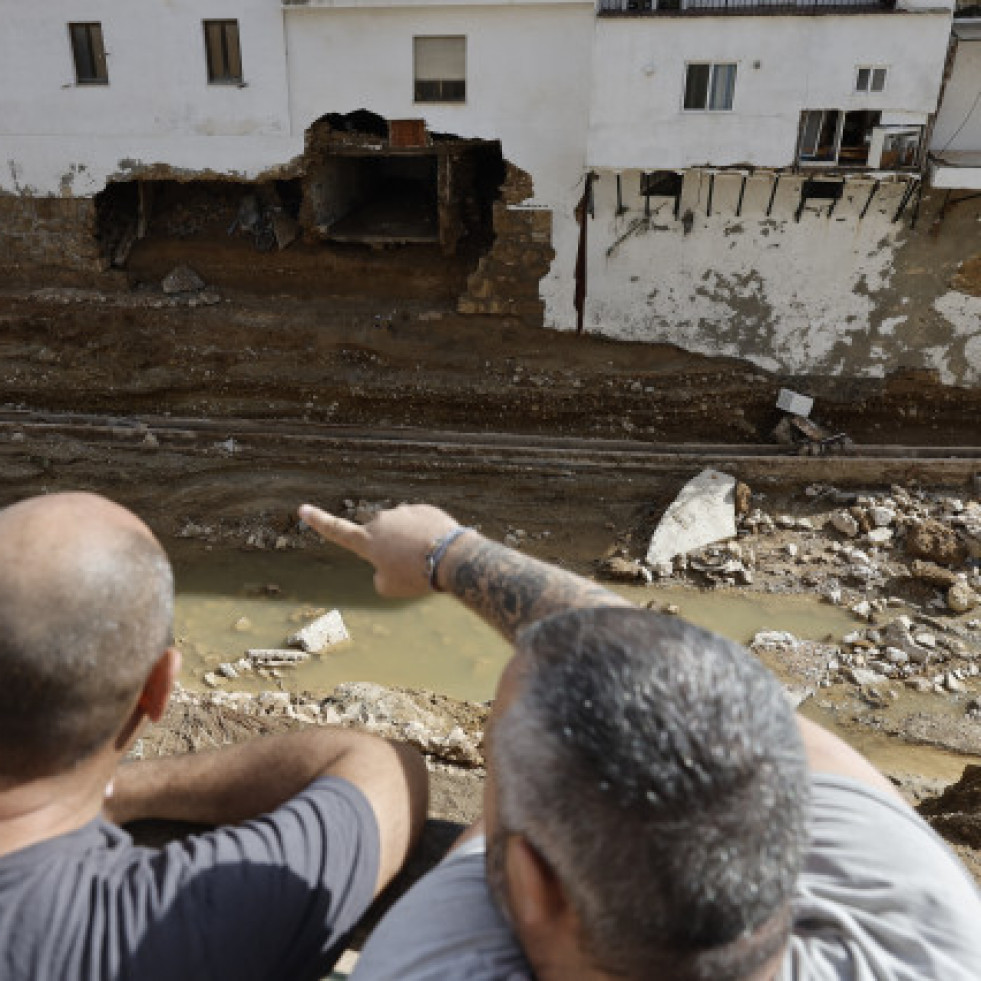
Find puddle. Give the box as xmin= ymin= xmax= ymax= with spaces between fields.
xmin=174 ymin=545 xmax=859 ymax=703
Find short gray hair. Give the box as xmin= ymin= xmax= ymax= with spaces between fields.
xmin=491 ymin=608 xmax=809 ymax=980
xmin=0 ymin=527 xmax=174 ymax=777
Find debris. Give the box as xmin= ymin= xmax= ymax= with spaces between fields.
xmin=217 ymin=662 xmax=239 ymax=680
xmin=734 ymin=482 xmax=752 ymax=516
xmin=830 ymin=511 xmax=860 ymax=538
xmin=948 ymin=581 xmax=979 ymax=614
xmin=271 ymin=212 xmax=300 ymax=251
xmin=232 ymin=616 xmax=252 ymax=633
xmin=247 ymin=648 xmax=311 ymax=667
xmin=645 ymin=470 xmax=737 ymax=567
xmin=776 ymin=389 xmax=814 ymax=418
xmin=161 ymin=264 xmax=205 ymax=295
xmin=288 ymin=609 xmax=351 ymax=653
xmin=906 ymin=519 xmax=968 ymax=566
xmin=597 ymin=556 xmax=651 ymax=583
xmin=911 ymin=560 xmax=961 ymax=589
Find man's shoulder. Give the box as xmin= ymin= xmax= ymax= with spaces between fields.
xmin=782 ymin=773 xmax=981 ymax=980
xmin=0 ymin=776 xmax=380 ymax=980
xmin=351 ymin=836 xmax=532 ymax=981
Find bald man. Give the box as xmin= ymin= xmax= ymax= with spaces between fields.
xmin=0 ymin=493 xmax=427 ymax=981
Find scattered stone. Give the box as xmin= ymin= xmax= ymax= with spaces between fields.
xmin=945 ymin=671 xmax=967 ymax=693
xmin=948 ymin=581 xmax=979 ymax=614
xmin=646 ymin=469 xmax=737 ymax=567
xmin=275 ymin=535 xmax=289 ymax=550
xmin=203 ymin=671 xmax=221 ymax=688
xmin=914 ymin=631 xmax=937 ymax=649
xmin=905 ymin=519 xmax=968 ymax=566
xmin=271 ymin=212 xmax=300 ymax=250
xmin=288 ymin=609 xmax=351 ymax=653
xmin=905 ymin=677 xmax=934 ymax=693
xmin=232 ymin=616 xmax=252 ymax=633
xmin=161 ymin=264 xmax=205 ymax=294
xmin=869 ymin=506 xmax=896 ymax=528
xmin=217 ymin=662 xmax=239 ymax=680
xmin=884 ymin=647 xmax=909 ymax=665
xmin=248 ymin=648 xmax=310 ymax=666
xmin=867 ymin=528 xmax=894 ymax=545
xmin=734 ymin=482 xmax=752 ymax=516
xmin=847 ymin=667 xmax=888 ymax=687
xmin=751 ymin=630 xmax=799 ymax=650
xmin=911 ymin=560 xmax=961 ymax=589
xmin=850 ymin=600 xmax=873 ymax=621
xmin=785 ymin=543 xmax=799 ymax=559
xmin=597 ymin=556 xmax=648 ymax=583
xmin=830 ymin=512 xmax=860 ymax=538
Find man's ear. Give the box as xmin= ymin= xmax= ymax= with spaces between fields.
xmin=505 ymin=834 xmax=569 ymax=932
xmin=139 ymin=646 xmax=181 ymax=722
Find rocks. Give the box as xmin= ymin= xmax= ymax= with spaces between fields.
xmin=911 ymin=560 xmax=961 ymax=589
xmin=161 ymin=264 xmax=205 ymax=295
xmin=247 ymin=649 xmax=310 ymax=667
xmin=905 ymin=519 xmax=968 ymax=567
xmin=847 ymin=667 xmax=889 ymax=687
xmin=646 ymin=469 xmax=737 ymax=567
xmin=232 ymin=616 xmax=253 ymax=633
xmin=869 ymin=506 xmax=896 ymax=528
xmin=288 ymin=610 xmax=350 ymax=653
xmin=751 ymin=630 xmax=799 ymax=650
xmin=866 ymin=528 xmax=894 ymax=546
xmin=734 ymin=481 xmax=752 ymax=516
xmin=948 ymin=581 xmax=980 ymax=614
xmin=830 ymin=511 xmax=860 ymax=538
xmin=597 ymin=556 xmax=651 ymax=583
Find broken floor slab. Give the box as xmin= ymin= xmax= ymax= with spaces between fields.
xmin=645 ymin=468 xmax=737 ymax=567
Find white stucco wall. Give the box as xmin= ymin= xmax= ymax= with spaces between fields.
xmin=579 ymin=168 xmax=981 ymax=384
xmin=587 ymin=12 xmax=951 ymax=169
xmin=932 ymin=39 xmax=981 ymax=154
xmin=283 ymin=2 xmax=595 ymax=327
xmin=0 ymin=0 xmax=297 ymax=196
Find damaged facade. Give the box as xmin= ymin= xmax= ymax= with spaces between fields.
xmin=1 ymin=0 xmax=979 ymax=382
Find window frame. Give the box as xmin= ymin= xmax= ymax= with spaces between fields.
xmin=413 ymin=35 xmax=467 ymax=105
xmin=855 ymin=65 xmax=888 ymax=94
xmin=68 ymin=22 xmax=108 ymax=85
xmin=203 ymin=19 xmax=243 ymax=85
xmin=682 ymin=62 xmax=737 ymax=113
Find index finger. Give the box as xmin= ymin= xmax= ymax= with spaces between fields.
xmin=298 ymin=504 xmax=372 ymax=559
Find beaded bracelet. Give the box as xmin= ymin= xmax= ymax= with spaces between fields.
xmin=425 ymin=526 xmax=472 ymax=591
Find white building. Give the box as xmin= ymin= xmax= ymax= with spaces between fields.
xmin=931 ymin=1 xmax=981 ymax=189
xmin=3 ymin=0 xmax=978 ymax=383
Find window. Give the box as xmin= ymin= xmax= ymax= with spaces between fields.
xmin=684 ymin=63 xmax=736 ymax=111
xmin=414 ymin=37 xmax=466 ymax=103
xmin=799 ymin=109 xmax=881 ymax=167
xmin=204 ymin=20 xmax=242 ymax=84
xmin=855 ymin=66 xmax=887 ymax=93
xmin=641 ymin=171 xmax=683 ymax=197
xmin=69 ymin=23 xmax=108 ymax=84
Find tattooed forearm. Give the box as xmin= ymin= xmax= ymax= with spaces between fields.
xmin=444 ymin=536 xmax=632 ymax=643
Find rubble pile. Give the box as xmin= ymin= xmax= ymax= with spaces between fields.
xmin=169 ymin=680 xmax=486 ymax=768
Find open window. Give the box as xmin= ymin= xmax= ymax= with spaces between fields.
xmin=414 ymin=37 xmax=466 ymax=103
xmin=69 ymin=23 xmax=108 ymax=85
xmin=204 ymin=20 xmax=242 ymax=84
xmin=798 ymin=110 xmax=882 ymax=167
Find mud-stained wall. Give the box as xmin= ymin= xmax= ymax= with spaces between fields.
xmin=581 ymin=168 xmax=981 ymax=385
xmin=0 ymin=195 xmax=103 ymax=281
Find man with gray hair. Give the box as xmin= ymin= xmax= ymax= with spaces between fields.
xmin=300 ymin=501 xmax=981 ymax=981
xmin=0 ymin=491 xmax=427 ymax=980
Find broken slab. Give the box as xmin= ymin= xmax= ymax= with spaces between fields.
xmin=646 ymin=469 xmax=737 ymax=567
xmin=288 ymin=609 xmax=351 ymax=653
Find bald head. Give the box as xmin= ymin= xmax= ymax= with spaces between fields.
xmin=0 ymin=493 xmax=174 ymax=778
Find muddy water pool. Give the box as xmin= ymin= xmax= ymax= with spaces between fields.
xmin=174 ymin=545 xmax=860 ymax=703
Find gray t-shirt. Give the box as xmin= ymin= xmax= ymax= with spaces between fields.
xmin=351 ymin=774 xmax=981 ymax=980
xmin=0 ymin=776 xmax=379 ymax=981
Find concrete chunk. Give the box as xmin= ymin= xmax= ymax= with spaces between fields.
xmin=288 ymin=609 xmax=351 ymax=653
xmin=247 ymin=648 xmax=310 ymax=666
xmin=646 ymin=469 xmax=736 ymax=567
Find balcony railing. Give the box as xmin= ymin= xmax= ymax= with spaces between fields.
xmin=598 ymin=0 xmax=896 ymax=14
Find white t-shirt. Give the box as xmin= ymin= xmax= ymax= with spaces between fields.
xmin=352 ymin=774 xmax=981 ymax=980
